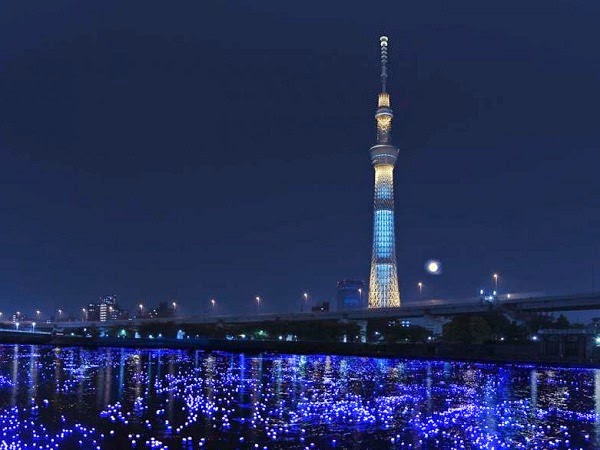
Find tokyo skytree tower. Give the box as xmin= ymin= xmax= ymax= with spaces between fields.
xmin=368 ymin=36 xmax=401 ymax=308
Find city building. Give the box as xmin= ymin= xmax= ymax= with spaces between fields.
xmin=148 ymin=301 xmax=176 ymax=319
xmin=84 ymin=295 xmax=124 ymax=322
xmin=368 ymin=36 xmax=401 ymax=308
xmin=336 ymin=279 xmax=365 ymax=311
xmin=86 ymin=302 xmax=100 ymax=321
xmin=99 ymin=295 xmax=117 ymax=307
xmin=98 ymin=295 xmax=120 ymax=321
xmin=311 ymin=301 xmax=330 ymax=313
xmin=11 ymin=311 xmax=26 ymax=323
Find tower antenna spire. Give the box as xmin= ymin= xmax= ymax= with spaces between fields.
xmin=379 ymin=36 xmax=389 ymax=93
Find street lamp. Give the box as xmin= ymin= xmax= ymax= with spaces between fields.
xmin=32 ymin=322 xmax=36 ymax=333
xmin=418 ymin=282 xmax=423 ymax=299
xmin=57 ymin=309 xmax=63 ymax=320
xmin=358 ymin=288 xmax=363 ymax=306
xmin=138 ymin=304 xmax=144 ymax=318
xmin=493 ymin=273 xmax=499 ymax=291
xmin=15 ymin=322 xmax=19 ymax=331
xmin=210 ymin=298 xmax=216 ymax=312
xmin=36 ymin=310 xmax=41 ymax=319
xmin=172 ymin=301 xmax=177 ymax=311
xmin=82 ymin=308 xmax=87 ymax=321
xmin=302 ymin=292 xmax=308 ymax=312
xmin=255 ymin=296 xmax=261 ymax=314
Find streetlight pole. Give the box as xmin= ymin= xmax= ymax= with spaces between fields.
xmin=493 ymin=273 xmax=499 ymax=292
xmin=172 ymin=301 xmax=177 ymax=315
xmin=418 ymin=282 xmax=423 ymax=299
xmin=210 ymin=298 xmax=216 ymax=313
xmin=57 ymin=309 xmax=63 ymax=321
xmin=82 ymin=308 xmax=87 ymax=321
xmin=302 ymin=292 xmax=308 ymax=312
xmin=255 ymin=296 xmax=261 ymax=314
xmin=358 ymin=288 xmax=363 ymax=307
xmin=138 ymin=303 xmax=144 ymax=318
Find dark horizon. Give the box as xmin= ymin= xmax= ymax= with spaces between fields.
xmin=1 ymin=1 xmax=600 ymax=317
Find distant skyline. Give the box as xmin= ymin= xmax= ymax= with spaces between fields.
xmin=1 ymin=1 xmax=600 ymax=315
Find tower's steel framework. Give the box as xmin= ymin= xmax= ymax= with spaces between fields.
xmin=368 ymin=36 xmax=401 ymax=308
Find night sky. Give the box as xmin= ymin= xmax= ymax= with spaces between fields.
xmin=1 ymin=1 xmax=600 ymax=317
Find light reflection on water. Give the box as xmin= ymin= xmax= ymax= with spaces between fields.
xmin=0 ymin=345 xmax=598 ymax=448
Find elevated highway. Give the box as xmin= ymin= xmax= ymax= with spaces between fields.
xmin=42 ymin=292 xmax=600 ymax=330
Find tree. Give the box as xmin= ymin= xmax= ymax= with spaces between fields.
xmin=383 ymin=324 xmax=430 ymax=343
xmin=443 ymin=315 xmax=492 ymax=344
xmin=469 ymin=316 xmax=492 ymax=344
xmin=554 ymin=314 xmax=570 ymax=329
xmin=480 ymin=311 xmax=527 ymax=342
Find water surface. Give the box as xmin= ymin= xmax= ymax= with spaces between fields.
xmin=0 ymin=345 xmax=598 ymax=449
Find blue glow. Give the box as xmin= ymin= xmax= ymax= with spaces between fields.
xmin=0 ymin=346 xmax=598 ymax=448
xmin=375 ymin=181 xmax=392 ymax=200
xmin=376 ymin=264 xmax=395 ymax=294
xmin=374 ymin=210 xmax=394 ymax=258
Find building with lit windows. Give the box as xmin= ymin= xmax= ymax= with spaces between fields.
xmin=85 ymin=295 xmax=123 ymax=322
xmin=148 ymin=302 xmax=176 ymax=319
xmin=336 ymin=279 xmax=365 ymax=310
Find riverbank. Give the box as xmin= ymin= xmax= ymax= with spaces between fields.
xmin=1 ymin=331 xmax=597 ymax=368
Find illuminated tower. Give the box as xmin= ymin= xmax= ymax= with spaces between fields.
xmin=368 ymin=36 xmax=401 ymax=308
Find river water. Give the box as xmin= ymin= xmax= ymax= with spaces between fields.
xmin=0 ymin=344 xmax=598 ymax=449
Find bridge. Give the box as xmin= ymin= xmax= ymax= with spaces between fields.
xmin=29 ymin=291 xmax=600 ymax=330
xmin=2 ymin=292 xmax=598 ymax=364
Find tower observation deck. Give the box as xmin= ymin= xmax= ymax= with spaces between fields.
xmin=368 ymin=36 xmax=401 ymax=308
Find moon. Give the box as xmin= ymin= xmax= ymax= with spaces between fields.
xmin=425 ymin=260 xmax=442 ymax=275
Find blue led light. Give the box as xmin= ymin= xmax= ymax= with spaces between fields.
xmin=0 ymin=346 xmax=598 ymax=448
xmin=375 ymin=181 xmax=392 ymax=200
xmin=374 ymin=210 xmax=394 ymax=258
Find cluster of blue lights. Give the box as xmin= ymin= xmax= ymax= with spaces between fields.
xmin=375 ymin=263 xmax=396 ymax=299
xmin=374 ymin=210 xmax=394 ymax=259
xmin=0 ymin=346 xmax=598 ymax=448
xmin=375 ymin=181 xmax=393 ymax=201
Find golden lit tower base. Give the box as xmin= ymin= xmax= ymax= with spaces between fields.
xmin=368 ymin=36 xmax=401 ymax=308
